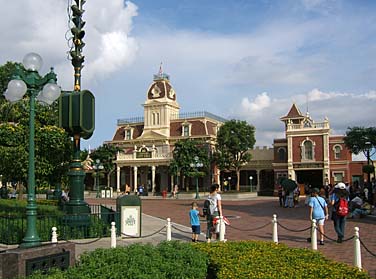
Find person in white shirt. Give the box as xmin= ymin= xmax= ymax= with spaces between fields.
xmin=206 ymin=184 xmax=222 ymax=242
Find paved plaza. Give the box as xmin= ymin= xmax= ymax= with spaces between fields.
xmin=86 ymin=195 xmax=376 ymax=278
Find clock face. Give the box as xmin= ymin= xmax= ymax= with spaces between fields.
xmin=148 ymin=81 xmax=165 ymax=99
xmin=147 ymin=81 xmax=176 ymax=100
xmin=166 ymin=83 xmax=176 ymax=100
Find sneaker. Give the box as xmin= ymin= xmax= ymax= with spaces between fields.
xmin=319 ymin=240 xmax=324 ymax=245
xmin=337 ymin=238 xmax=343 ymax=243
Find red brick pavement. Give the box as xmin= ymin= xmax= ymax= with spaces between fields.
xmin=89 ymin=198 xmax=376 ymax=277
xmin=143 ymin=199 xmax=376 ymax=278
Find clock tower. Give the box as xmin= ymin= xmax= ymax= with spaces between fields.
xmin=140 ymin=67 xmax=180 ymax=138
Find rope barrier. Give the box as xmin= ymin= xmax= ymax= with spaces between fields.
xmin=120 ymin=226 xmax=166 ymax=239
xmin=63 ymin=237 xmax=103 ymax=245
xmin=171 ymin=224 xmax=192 ymax=234
xmin=228 ymin=222 xmax=270 ymax=232
xmin=277 ymin=222 xmax=312 ymax=232
xmin=359 ymin=238 xmax=376 ymax=257
xmin=343 ymin=235 xmax=355 ymax=242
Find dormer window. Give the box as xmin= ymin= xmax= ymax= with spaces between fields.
xmin=124 ymin=127 xmax=133 ymax=140
xmin=182 ymin=121 xmax=192 ymax=137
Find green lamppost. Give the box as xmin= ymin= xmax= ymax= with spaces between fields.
xmin=4 ymin=52 xmax=61 ymax=248
xmin=93 ymin=159 xmax=104 ymax=198
xmin=190 ymin=156 xmax=203 ymax=199
xmin=249 ymin=175 xmax=253 ymax=192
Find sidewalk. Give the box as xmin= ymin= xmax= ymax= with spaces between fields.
xmin=73 ymin=213 xmax=194 ymax=258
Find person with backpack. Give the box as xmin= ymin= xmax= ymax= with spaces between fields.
xmin=330 ymin=182 xmax=349 ymax=243
xmin=204 ymin=184 xmax=223 ymax=243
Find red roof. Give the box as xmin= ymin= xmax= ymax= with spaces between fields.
xmin=280 ymin=103 xmax=304 ymax=120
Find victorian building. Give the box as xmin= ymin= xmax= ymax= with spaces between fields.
xmin=104 ymin=70 xmax=226 ymax=194
xmin=272 ymin=103 xmax=364 ymax=191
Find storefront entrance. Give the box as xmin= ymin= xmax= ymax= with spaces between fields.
xmin=295 ymin=169 xmax=323 ymax=190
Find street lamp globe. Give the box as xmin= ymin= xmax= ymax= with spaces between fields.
xmin=5 ymin=80 xmax=27 ymax=102
xmin=37 ymin=83 xmax=61 ymax=105
xmin=23 ymin=52 xmax=43 ymax=72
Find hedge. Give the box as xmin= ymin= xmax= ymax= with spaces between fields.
xmin=24 ymin=241 xmax=370 ymax=279
xmin=194 ymin=241 xmax=371 ymax=279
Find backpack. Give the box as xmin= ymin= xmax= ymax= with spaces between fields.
xmin=203 ymin=195 xmax=218 ymax=216
xmin=203 ymin=199 xmax=210 ymax=216
xmin=336 ymin=198 xmax=349 ymax=217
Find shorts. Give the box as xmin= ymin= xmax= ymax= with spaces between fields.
xmin=314 ymin=218 xmax=325 ymax=225
xmin=191 ymin=225 xmax=200 ymax=234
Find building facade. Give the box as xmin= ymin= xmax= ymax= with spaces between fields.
xmin=105 ymin=71 xmax=226 ymax=193
xmin=272 ymin=103 xmax=365 ymax=191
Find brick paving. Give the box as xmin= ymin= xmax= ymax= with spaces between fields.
xmin=142 ymin=198 xmax=376 ymax=278
xmin=88 ymin=196 xmax=376 ymax=277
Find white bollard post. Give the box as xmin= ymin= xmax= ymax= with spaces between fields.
xmin=219 ymin=216 xmax=225 ymax=242
xmin=311 ymin=219 xmax=317 ymax=250
xmin=354 ymin=227 xmax=362 ymax=270
xmin=111 ymin=222 xmax=117 ymax=248
xmin=51 ymin=227 xmax=58 ymax=243
xmin=166 ymin=218 xmax=172 ymax=241
xmin=272 ymin=214 xmax=278 ymax=244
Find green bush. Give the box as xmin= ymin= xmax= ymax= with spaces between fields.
xmin=0 ymin=199 xmax=61 ymax=216
xmin=194 ymin=241 xmax=371 ymax=279
xmin=22 ymin=241 xmax=372 ymax=279
xmin=26 ymin=241 xmax=208 ymax=279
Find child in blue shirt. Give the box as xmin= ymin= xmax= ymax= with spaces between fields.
xmin=189 ymin=202 xmax=202 ymax=242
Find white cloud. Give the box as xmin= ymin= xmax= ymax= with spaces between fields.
xmin=0 ymin=0 xmax=139 ymax=90
xmin=234 ymin=88 xmax=376 ymax=147
xmin=241 ymin=92 xmax=271 ymax=113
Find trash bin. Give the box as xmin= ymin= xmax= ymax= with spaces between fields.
xmin=117 ymin=195 xmax=141 ymax=237
xmin=162 ymin=189 xmax=167 ymax=199
xmin=46 ymin=190 xmax=55 ymax=200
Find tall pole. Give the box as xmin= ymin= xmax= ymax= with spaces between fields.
xmin=195 ymin=176 xmax=199 ymax=199
xmin=367 ymin=148 xmax=371 ymax=184
xmin=20 ymin=89 xmax=40 ymax=248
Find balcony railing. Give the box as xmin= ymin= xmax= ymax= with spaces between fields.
xmin=287 ymin=121 xmax=329 ymax=130
xmin=117 ymin=111 xmax=227 ymax=125
xmin=117 ymin=152 xmax=172 ymax=161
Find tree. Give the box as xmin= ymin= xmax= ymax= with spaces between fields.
xmin=0 ymin=62 xmax=72 ymax=191
xmin=344 ymin=126 xmax=376 ymax=180
xmin=169 ymin=139 xmax=210 ymax=190
xmin=215 ymin=119 xmax=256 ymax=191
xmin=90 ymin=144 xmax=121 ymax=187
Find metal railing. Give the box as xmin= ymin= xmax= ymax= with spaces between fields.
xmin=117 ymin=111 xmax=227 ymax=126
xmin=0 ymin=206 xmax=118 ymax=245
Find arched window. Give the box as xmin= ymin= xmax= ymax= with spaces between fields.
xmin=334 ymin=145 xmax=341 ymax=159
xmin=304 ymin=141 xmax=313 ymax=160
xmin=277 ymin=147 xmax=286 ymax=161
xmin=301 ymin=139 xmax=315 ymax=161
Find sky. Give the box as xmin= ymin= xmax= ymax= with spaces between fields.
xmin=1 ymin=0 xmax=376 ymax=153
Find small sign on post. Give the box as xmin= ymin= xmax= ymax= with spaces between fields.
xmin=116 ymin=195 xmax=141 ymax=238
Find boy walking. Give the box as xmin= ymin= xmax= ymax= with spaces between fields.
xmin=189 ymin=202 xmax=202 ymax=242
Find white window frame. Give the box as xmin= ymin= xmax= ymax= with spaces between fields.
xmin=181 ymin=122 xmax=192 ymax=137
xmin=333 ymin=144 xmax=342 ymax=159
xmin=332 ymin=171 xmax=344 ymax=183
xmin=124 ymin=127 xmax=133 ymax=140
xmin=300 ymin=138 xmax=315 ymax=161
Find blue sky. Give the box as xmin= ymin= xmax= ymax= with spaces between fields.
xmin=0 ymin=0 xmax=376 ymax=152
